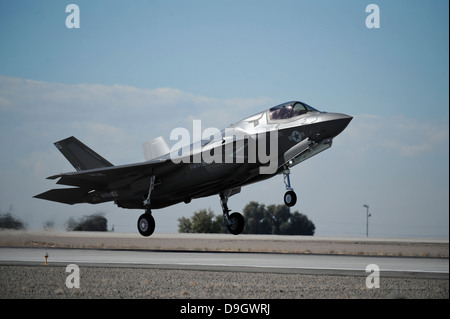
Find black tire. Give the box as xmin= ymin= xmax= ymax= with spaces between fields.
xmin=227 ymin=212 xmax=245 ymax=235
xmin=284 ymin=191 xmax=297 ymax=207
xmin=137 ymin=213 xmax=155 ymax=237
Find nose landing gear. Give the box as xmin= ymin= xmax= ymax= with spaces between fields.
xmin=283 ymin=168 xmax=297 ymax=207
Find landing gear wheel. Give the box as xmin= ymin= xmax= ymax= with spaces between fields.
xmin=137 ymin=213 xmax=155 ymax=237
xmin=227 ymin=212 xmax=245 ymax=235
xmin=284 ymin=191 xmax=297 ymax=207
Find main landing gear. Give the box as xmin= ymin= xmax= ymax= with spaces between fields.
xmin=138 ymin=176 xmax=156 ymax=237
xmin=220 ymin=191 xmax=245 ymax=235
xmin=283 ymin=168 xmax=297 ymax=207
xmin=138 ymin=212 xmax=155 ymax=237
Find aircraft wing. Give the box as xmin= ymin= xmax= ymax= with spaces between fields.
xmin=48 ymin=159 xmax=169 ymax=186
xmin=34 ymin=158 xmax=178 ymax=204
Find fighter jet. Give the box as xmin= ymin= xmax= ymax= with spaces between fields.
xmin=34 ymin=101 xmax=352 ymax=236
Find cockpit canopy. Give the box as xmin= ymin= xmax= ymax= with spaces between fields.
xmin=268 ymin=101 xmax=319 ymax=121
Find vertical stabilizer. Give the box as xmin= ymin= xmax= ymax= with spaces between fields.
xmin=54 ymin=136 xmax=114 ymax=171
xmin=143 ymin=136 xmax=170 ymax=161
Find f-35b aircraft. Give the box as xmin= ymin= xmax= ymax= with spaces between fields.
xmin=35 ymin=101 xmax=352 ymax=236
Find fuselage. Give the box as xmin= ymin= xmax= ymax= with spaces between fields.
xmin=114 ymin=101 xmax=352 ymax=210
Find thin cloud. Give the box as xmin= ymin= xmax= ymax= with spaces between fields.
xmin=0 ymin=75 xmax=274 ymax=171
xmin=0 ymin=76 xmax=272 ymax=128
xmin=346 ymin=113 xmax=449 ymax=158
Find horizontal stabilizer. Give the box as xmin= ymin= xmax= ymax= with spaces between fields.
xmin=33 ymin=188 xmax=86 ymax=205
xmin=54 ymin=136 xmax=114 ymax=171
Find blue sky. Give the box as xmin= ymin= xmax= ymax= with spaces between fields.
xmin=0 ymin=0 xmax=448 ymax=238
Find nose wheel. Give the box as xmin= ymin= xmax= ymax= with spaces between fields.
xmin=283 ymin=168 xmax=297 ymax=207
xmin=284 ymin=190 xmax=297 ymax=207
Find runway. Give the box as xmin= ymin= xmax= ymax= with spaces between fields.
xmin=1 ymin=247 xmax=448 ymax=298
xmin=0 ymin=247 xmax=447 ymax=279
xmin=1 ymin=231 xmax=448 ymax=257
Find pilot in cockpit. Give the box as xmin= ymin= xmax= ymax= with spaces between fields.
xmin=278 ymin=105 xmax=293 ymax=119
xmin=269 ymin=101 xmax=318 ymax=121
xmin=270 ymin=105 xmax=293 ymax=120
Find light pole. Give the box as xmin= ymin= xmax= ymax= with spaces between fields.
xmin=363 ymin=204 xmax=371 ymax=237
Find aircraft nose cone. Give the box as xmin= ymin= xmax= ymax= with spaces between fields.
xmin=328 ymin=113 xmax=352 ymax=138
xmin=311 ymin=113 xmax=353 ymax=141
xmin=336 ymin=113 xmax=353 ymax=127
